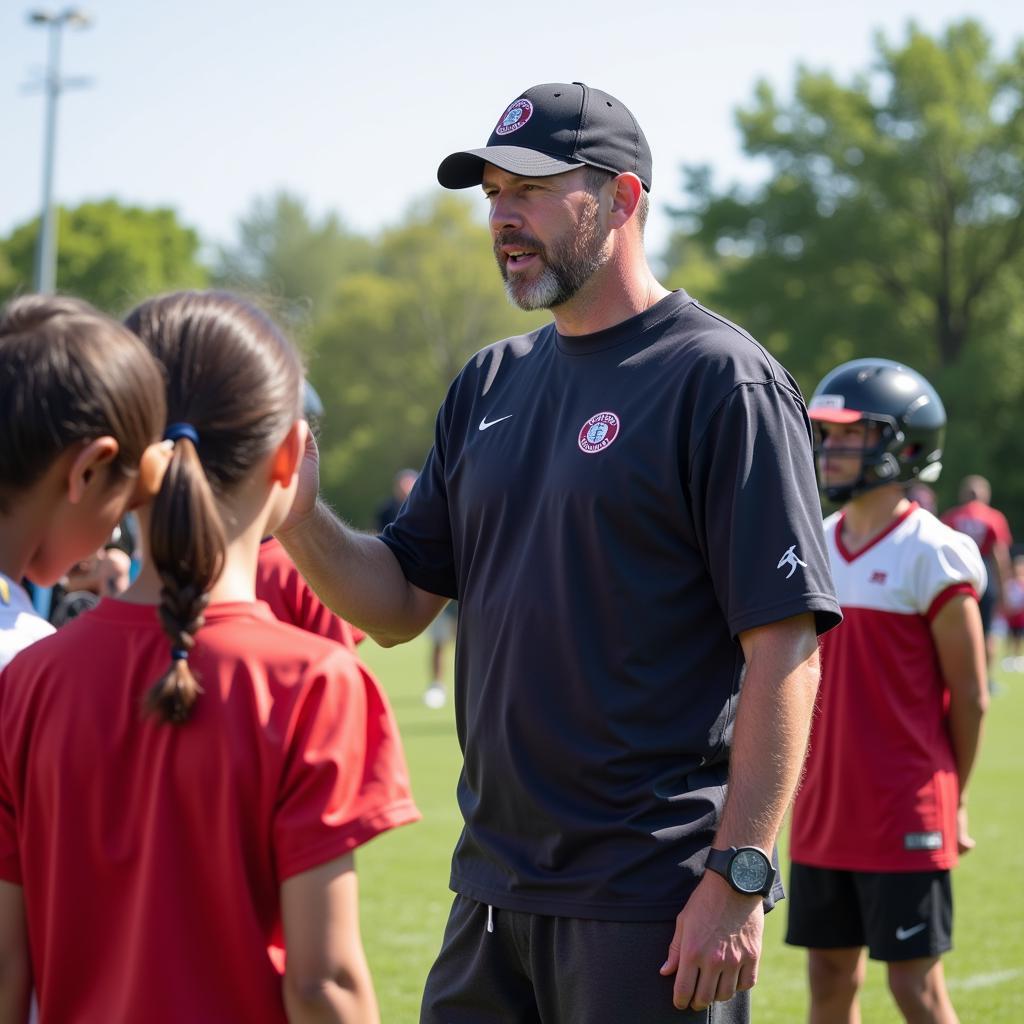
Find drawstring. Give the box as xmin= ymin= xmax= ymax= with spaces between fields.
xmin=486 ymin=905 xmax=494 ymax=934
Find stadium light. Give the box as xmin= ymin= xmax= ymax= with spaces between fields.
xmin=27 ymin=7 xmax=92 ymax=294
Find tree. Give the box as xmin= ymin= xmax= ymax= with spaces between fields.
xmin=666 ymin=20 xmax=1024 ymax=524
xmin=213 ymin=191 xmax=374 ymax=339
xmin=1 ymin=200 xmax=207 ymax=314
xmin=309 ymin=194 xmax=545 ymax=526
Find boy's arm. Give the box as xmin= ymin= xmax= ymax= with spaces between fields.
xmin=931 ymin=593 xmax=988 ymax=852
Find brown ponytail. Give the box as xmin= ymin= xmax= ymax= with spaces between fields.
xmin=144 ymin=436 xmax=226 ymax=723
xmin=124 ymin=291 xmax=303 ymax=726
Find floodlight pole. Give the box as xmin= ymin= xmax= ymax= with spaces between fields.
xmin=28 ymin=8 xmax=91 ymax=294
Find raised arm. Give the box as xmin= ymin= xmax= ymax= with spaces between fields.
xmin=661 ymin=612 xmax=820 ymax=1012
xmin=275 ymin=435 xmax=447 ymax=646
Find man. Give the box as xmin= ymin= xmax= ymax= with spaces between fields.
xmin=941 ymin=475 xmax=1013 ymax=669
xmin=787 ymin=359 xmax=988 ymax=1024
xmin=279 ymin=82 xmax=840 ymax=1022
xmin=375 ymin=468 xmax=419 ymax=533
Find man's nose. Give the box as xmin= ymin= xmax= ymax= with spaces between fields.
xmin=489 ymin=194 xmax=523 ymax=233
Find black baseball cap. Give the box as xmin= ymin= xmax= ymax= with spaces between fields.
xmin=437 ymin=82 xmax=652 ymax=192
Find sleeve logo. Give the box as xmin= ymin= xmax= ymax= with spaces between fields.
xmin=776 ymin=544 xmax=808 ymax=579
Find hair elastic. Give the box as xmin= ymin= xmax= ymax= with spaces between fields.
xmin=163 ymin=422 xmax=199 ymax=446
xmin=171 ymin=647 xmax=190 ymax=662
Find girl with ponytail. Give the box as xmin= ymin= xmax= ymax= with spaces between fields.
xmin=0 ymin=291 xmax=418 ymax=1023
xmin=0 ymin=294 xmax=167 ymax=668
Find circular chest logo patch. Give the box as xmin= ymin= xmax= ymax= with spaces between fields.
xmin=578 ymin=411 xmax=620 ymax=454
xmin=495 ymin=98 xmax=533 ymax=137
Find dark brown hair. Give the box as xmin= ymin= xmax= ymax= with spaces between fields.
xmin=0 ymin=294 xmax=165 ymax=515
xmin=124 ymin=291 xmax=303 ymax=725
xmin=584 ymin=166 xmax=650 ymax=234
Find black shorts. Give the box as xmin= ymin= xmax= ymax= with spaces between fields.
xmin=785 ymin=864 xmax=952 ymax=962
xmin=420 ymin=894 xmax=750 ymax=1023
xmin=979 ymin=575 xmax=997 ymax=634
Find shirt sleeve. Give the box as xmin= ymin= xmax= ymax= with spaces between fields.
xmin=913 ymin=527 xmax=987 ymax=617
xmin=688 ymin=380 xmax=842 ymax=638
xmin=273 ymin=650 xmax=420 ymax=881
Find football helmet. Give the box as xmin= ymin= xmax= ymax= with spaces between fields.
xmin=808 ymin=358 xmax=945 ymax=502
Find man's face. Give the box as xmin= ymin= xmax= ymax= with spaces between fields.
xmin=816 ymin=419 xmax=882 ymax=490
xmin=482 ymin=166 xmax=611 ymax=311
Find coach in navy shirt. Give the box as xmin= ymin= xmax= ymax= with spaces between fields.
xmin=280 ymin=82 xmax=840 ymax=1023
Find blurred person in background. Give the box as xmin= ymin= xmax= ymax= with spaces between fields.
xmin=941 ymin=475 xmax=1013 ymax=670
xmin=1001 ymin=553 xmax=1024 ymax=671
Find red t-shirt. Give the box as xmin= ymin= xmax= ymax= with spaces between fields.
xmin=257 ymin=537 xmax=366 ymax=649
xmin=790 ymin=505 xmax=985 ymax=872
xmin=941 ymin=499 xmax=1012 ymax=560
xmin=0 ymin=599 xmax=418 ymax=1024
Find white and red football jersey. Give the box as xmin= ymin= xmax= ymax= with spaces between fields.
xmin=791 ymin=503 xmax=985 ymax=872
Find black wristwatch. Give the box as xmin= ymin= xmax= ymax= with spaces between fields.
xmin=704 ymin=846 xmax=775 ymax=897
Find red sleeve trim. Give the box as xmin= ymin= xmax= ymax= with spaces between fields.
xmin=277 ymin=800 xmax=421 ymax=881
xmin=926 ymin=583 xmax=977 ymax=622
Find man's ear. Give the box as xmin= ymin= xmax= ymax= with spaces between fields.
xmin=607 ymin=172 xmax=643 ymax=230
xmin=66 ymin=437 xmax=120 ymax=505
xmin=269 ymin=420 xmax=309 ymax=486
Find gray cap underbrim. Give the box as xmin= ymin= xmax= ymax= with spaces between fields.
xmin=437 ymin=146 xmax=587 ymax=189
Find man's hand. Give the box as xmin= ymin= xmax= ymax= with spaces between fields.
xmin=659 ymin=873 xmax=763 ymax=1011
xmin=276 ymin=426 xmax=321 ymax=539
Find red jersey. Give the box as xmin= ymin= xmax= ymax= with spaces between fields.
xmin=940 ymin=499 xmax=1012 ymax=560
xmin=790 ymin=504 xmax=985 ymax=872
xmin=257 ymin=537 xmax=366 ymax=648
xmin=0 ymin=599 xmax=418 ymax=1024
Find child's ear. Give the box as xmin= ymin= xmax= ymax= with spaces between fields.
xmin=66 ymin=437 xmax=120 ymax=504
xmin=128 ymin=440 xmax=174 ymax=509
xmin=269 ymin=420 xmax=309 ymax=486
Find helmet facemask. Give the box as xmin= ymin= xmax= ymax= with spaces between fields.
xmin=813 ymin=414 xmax=907 ymax=503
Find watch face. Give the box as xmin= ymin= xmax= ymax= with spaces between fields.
xmin=731 ymin=849 xmax=769 ymax=893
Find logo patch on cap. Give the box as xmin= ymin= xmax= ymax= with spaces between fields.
xmin=810 ymin=394 xmax=846 ymax=410
xmin=578 ymin=411 xmax=620 ymax=454
xmin=495 ymin=98 xmax=533 ymax=137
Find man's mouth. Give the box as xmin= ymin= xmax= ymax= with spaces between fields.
xmin=496 ymin=239 xmax=543 ymax=273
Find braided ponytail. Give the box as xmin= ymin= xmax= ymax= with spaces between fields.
xmin=124 ymin=291 xmax=304 ymax=727
xmin=144 ymin=435 xmax=225 ymax=724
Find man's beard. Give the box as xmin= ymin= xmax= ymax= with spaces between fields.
xmin=495 ymin=198 xmax=609 ymax=311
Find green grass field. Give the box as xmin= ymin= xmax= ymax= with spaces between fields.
xmin=356 ymin=638 xmax=1024 ymax=1022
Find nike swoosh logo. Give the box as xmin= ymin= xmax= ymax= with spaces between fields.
xmin=479 ymin=414 xmax=514 ymax=431
xmin=896 ymin=923 xmax=927 ymax=941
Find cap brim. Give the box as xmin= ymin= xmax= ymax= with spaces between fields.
xmin=437 ymin=146 xmax=586 ymax=189
xmin=808 ymin=407 xmax=863 ymax=424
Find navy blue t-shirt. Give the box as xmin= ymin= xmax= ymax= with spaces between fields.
xmin=382 ymin=290 xmax=840 ymax=921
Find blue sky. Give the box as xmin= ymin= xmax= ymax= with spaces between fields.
xmin=3 ymin=0 xmax=1023 ymax=260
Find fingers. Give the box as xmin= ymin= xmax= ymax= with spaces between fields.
xmin=672 ymin=961 xmax=700 ymax=1011
xmin=658 ymin=943 xmax=679 ymax=977
xmin=737 ymin=959 xmax=758 ymax=992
